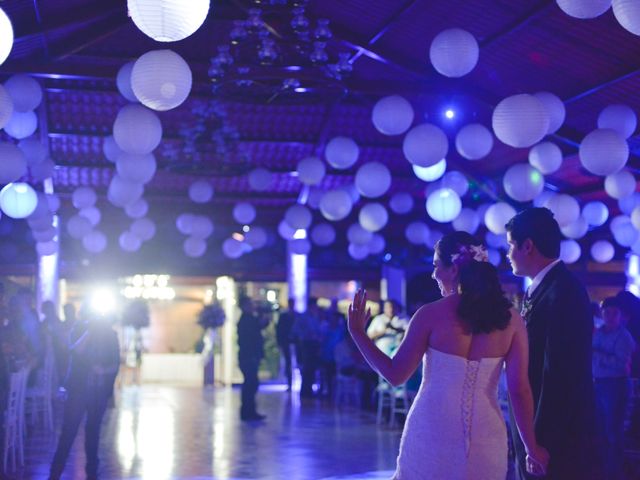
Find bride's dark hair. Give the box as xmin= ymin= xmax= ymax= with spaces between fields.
xmin=435 ymin=231 xmax=512 ymax=334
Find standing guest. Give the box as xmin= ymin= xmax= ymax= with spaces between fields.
xmin=593 ymin=296 xmax=636 ymax=480
xmin=366 ymin=300 xmax=408 ymax=355
xmin=291 ymin=298 xmax=322 ymax=398
xmin=276 ymin=298 xmax=296 ymax=391
xmin=48 ymin=301 xmax=120 ymax=480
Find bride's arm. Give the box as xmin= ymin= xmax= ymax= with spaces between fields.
xmin=348 ymin=289 xmax=429 ymax=386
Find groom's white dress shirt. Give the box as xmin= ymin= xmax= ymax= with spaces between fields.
xmin=527 ymin=258 xmax=561 ymax=297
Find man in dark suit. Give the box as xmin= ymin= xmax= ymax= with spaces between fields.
xmin=505 ymin=207 xmax=601 ymax=479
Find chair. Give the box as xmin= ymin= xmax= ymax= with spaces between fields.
xmin=3 ymin=368 xmax=29 ymax=473
xmin=334 ymin=373 xmax=362 ymax=407
xmin=25 ymin=347 xmax=55 ymax=432
xmin=389 ymin=383 xmax=416 ymax=427
xmin=376 ymin=377 xmax=393 ymax=425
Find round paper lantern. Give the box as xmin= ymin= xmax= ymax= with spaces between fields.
xmin=429 ymin=28 xmax=479 ymax=78
xmin=453 ymin=208 xmax=480 ymax=234
xmin=116 ymin=152 xmax=157 ymax=184
xmin=0 ymin=182 xmax=37 ymax=218
xmin=36 ymin=241 xmax=58 ymax=257
xmin=72 ymin=187 xmax=97 ymax=209
xmin=455 ymin=123 xmax=493 ymax=160
xmin=355 ymin=162 xmax=391 ymax=198
xmin=598 ymin=104 xmax=637 ymax=138
xmin=631 ymin=206 xmax=640 ymax=230
xmin=557 ymin=0 xmax=612 ymax=18
xmin=0 ymin=8 xmax=13 ymax=66
xmin=485 ymin=202 xmax=517 ymax=234
xmin=222 ymin=237 xmax=243 ymax=259
xmin=131 ymin=50 xmax=192 ymax=111
xmin=18 ymin=137 xmax=47 ymax=166
xmin=611 ymin=215 xmax=639 ymax=247
xmin=368 ymin=234 xmax=386 ymax=255
xmin=503 ymin=163 xmax=545 ymax=202
xmin=233 ymin=202 xmax=256 ymax=225
xmin=285 ymin=204 xmax=312 ymax=230
xmin=278 ymin=220 xmax=297 ymax=240
xmin=591 ymin=240 xmax=615 ymax=263
xmin=348 ymin=224 xmax=373 ymax=245
xmin=119 ymin=231 xmax=142 ymax=252
xmin=389 ymin=192 xmax=413 ymax=214
xmin=372 ymin=95 xmax=414 ymax=135
xmin=176 ymin=213 xmax=194 ymax=235
xmin=297 ymin=156 xmax=326 ymax=185
xmin=359 ymin=203 xmax=388 ymax=232
xmin=405 ymin=221 xmax=430 ymax=245
xmin=561 ymin=216 xmax=589 ymax=239
xmin=116 ymin=62 xmax=138 ymax=103
xmin=0 ymin=84 xmax=13 ymax=129
xmin=113 ymin=104 xmax=162 ymax=155
xmin=188 ymin=180 xmax=213 ymax=203
xmin=413 ymin=159 xmax=446 ymax=182
xmin=492 ymin=94 xmax=549 ymax=148
xmin=403 ymin=124 xmax=449 ymax=167
xmin=190 ymin=215 xmax=214 ymax=239
xmin=325 ymin=136 xmax=359 ymax=169
xmin=560 ymin=240 xmax=582 ymax=264
xmin=426 ymin=188 xmax=461 ymax=223
xmin=631 ymin=237 xmax=640 ymax=255
xmin=320 ymin=189 xmax=353 ymax=221
xmin=102 ymin=135 xmax=123 ymax=163
xmin=533 ymin=92 xmax=566 ymax=134
xmin=582 ymin=201 xmax=609 ymax=226
xmin=619 ymin=192 xmax=640 ymax=215
xmin=543 ymin=193 xmax=580 ymax=227
xmin=612 ymin=0 xmax=640 ymax=35
xmin=605 ymin=169 xmax=637 ymax=199
xmin=82 ymin=230 xmax=107 ymax=254
xmin=66 ymin=214 xmax=93 ymax=239
xmin=311 ymin=223 xmax=336 ymax=246
xmin=185 ymin=236 xmax=207 ymax=258
xmin=4 ymin=75 xmax=42 ymax=112
xmin=248 ymin=168 xmax=273 ymax=191
xmin=29 ymin=159 xmax=54 ymax=182
xmin=440 ymin=170 xmax=469 ymax=197
xmin=340 ymin=183 xmax=361 ymax=204
xmin=528 ymin=142 xmax=563 ymax=174
xmin=289 ymin=238 xmax=311 ymax=255
xmin=579 ymin=128 xmax=628 ymax=176
xmin=245 ymin=227 xmax=267 ymax=249
xmin=348 ymin=243 xmax=369 ymax=260
xmin=107 ymin=175 xmax=144 ymax=207
xmin=125 ymin=198 xmax=149 ymax=219
xmin=128 ymin=0 xmax=210 ymax=42
xmin=131 ymin=217 xmax=156 ymax=241
xmin=0 ymin=143 xmax=27 ymax=184
xmin=79 ymin=207 xmax=101 ymax=226
xmin=5 ymin=111 xmax=37 ymax=139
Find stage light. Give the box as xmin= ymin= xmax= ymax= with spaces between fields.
xmin=445 ymin=109 xmax=455 ymax=119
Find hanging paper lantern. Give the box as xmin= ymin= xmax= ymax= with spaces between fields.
xmin=278 ymin=220 xmax=297 ymax=240
xmin=355 ymin=162 xmax=391 ymax=198
xmin=413 ymin=159 xmax=446 ymax=182
xmin=455 ymin=123 xmax=493 ymax=160
xmin=190 ymin=215 xmax=213 ymax=239
xmin=247 ymin=168 xmax=273 ymax=191
xmin=591 ymin=240 xmax=615 ymax=263
xmin=79 ymin=207 xmax=101 ymax=226
xmin=285 ymin=204 xmax=312 ymax=230
xmin=528 ymin=142 xmax=563 ymax=174
xmin=0 ymin=84 xmax=13 ymax=129
xmin=18 ymin=137 xmax=48 ymax=166
xmin=116 ymin=61 xmax=138 ymax=103
xmin=429 ymin=28 xmax=479 ymax=78
xmin=116 ymin=152 xmax=157 ymax=184
xmin=107 ymin=175 xmax=144 ymax=207
xmin=582 ymin=201 xmax=609 ymax=227
xmin=453 ymin=208 xmax=480 ymax=234
xmin=0 ymin=8 xmax=13 ymax=66
xmin=579 ymin=128 xmax=628 ymax=176
xmin=405 ymin=222 xmax=430 ymax=245
xmin=188 ymin=180 xmax=213 ymax=203
xmin=3 ymin=74 xmax=42 ymax=112
xmin=426 ymin=188 xmax=461 ymax=223
xmin=560 ymin=240 xmax=582 ymax=264
xmin=484 ymin=202 xmax=517 ymax=234
xmin=389 ymin=192 xmax=413 ymax=214
xmin=82 ymin=230 xmax=107 ymax=254
xmin=125 ymin=198 xmax=148 ymax=219
xmin=185 ymin=236 xmax=207 ymax=258
xmin=598 ymin=104 xmax=637 ymax=139
xmin=319 ymin=189 xmax=353 ymax=221
xmin=340 ymin=183 xmax=361 ymax=204
xmin=245 ymin=227 xmax=267 ymax=249
xmin=102 ymin=135 xmax=123 ymax=163
xmin=503 ymin=163 xmax=545 ymax=202
xmin=113 ymin=104 xmax=162 ymax=155
xmin=325 ymin=136 xmax=359 ymax=169
xmin=560 ymin=216 xmax=589 ymax=239
xmin=222 ymin=237 xmax=243 ymax=259
xmin=359 ymin=203 xmax=388 ymax=232
xmin=619 ymin=192 xmax=640 ymax=215
xmin=0 ymin=182 xmax=37 ymax=219
xmin=176 ymin=213 xmax=194 ymax=235
xmin=130 ymin=217 xmax=156 ymax=241
xmin=557 ymin=0 xmax=612 ymax=19
xmin=611 ymin=215 xmax=639 ymax=247
xmin=119 ymin=231 xmax=142 ymax=252
xmin=605 ymin=169 xmax=637 ymax=199
xmin=368 ymin=234 xmax=386 ymax=255
xmin=72 ymin=187 xmax=97 ymax=209
xmin=533 ymin=92 xmax=566 ymax=134
xmin=131 ymin=50 xmax=192 ymax=111
xmin=297 ymin=156 xmax=326 ymax=185
xmin=631 ymin=206 xmax=640 ymax=230
xmin=4 ymin=111 xmax=37 ymax=139
xmin=233 ymin=202 xmax=257 ymax=225
xmin=403 ymin=123 xmax=449 ymax=167
xmin=371 ymin=95 xmax=414 ymax=135
xmin=492 ymin=94 xmax=549 ymax=148
xmin=66 ymin=215 xmax=93 ymax=239
xmin=348 ymin=243 xmax=369 ymax=260
xmin=311 ymin=223 xmax=336 ymax=246
xmin=440 ymin=170 xmax=469 ymax=197
xmin=0 ymin=143 xmax=27 ymax=184
xmin=612 ymin=0 xmax=640 ymax=35
xmin=128 ymin=0 xmax=210 ymax=42
xmin=543 ymin=193 xmax=580 ymax=227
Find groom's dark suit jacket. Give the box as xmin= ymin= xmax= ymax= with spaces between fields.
xmin=511 ymin=261 xmax=602 ymax=480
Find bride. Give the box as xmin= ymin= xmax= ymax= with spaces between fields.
xmin=348 ymin=232 xmax=548 ymax=479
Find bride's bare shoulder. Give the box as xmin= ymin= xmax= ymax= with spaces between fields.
xmin=412 ymin=295 xmax=457 ymax=322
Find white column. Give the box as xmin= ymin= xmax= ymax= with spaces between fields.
xmin=36 ymin=177 xmax=59 ymax=310
xmin=216 ymin=276 xmax=241 ymax=386
xmin=626 ymin=254 xmax=640 ymax=296
xmin=287 ymin=229 xmax=308 ymax=313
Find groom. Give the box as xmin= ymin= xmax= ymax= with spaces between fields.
xmin=505 ymin=207 xmax=601 ymax=479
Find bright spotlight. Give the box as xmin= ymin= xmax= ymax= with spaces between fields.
xmin=444 ymin=109 xmax=455 ymax=119
xmin=90 ymin=289 xmax=116 ymax=315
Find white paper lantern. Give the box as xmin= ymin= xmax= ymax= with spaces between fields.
xmin=582 ymin=201 xmax=609 ymax=226
xmin=119 ymin=231 xmax=142 ymax=252
xmin=185 ymin=236 xmax=207 ymax=258
xmin=533 ymin=92 xmax=566 ymax=134
xmin=285 ymin=204 xmax=312 ymax=230
xmin=29 ymin=159 xmax=54 ymax=182
xmin=18 ymin=137 xmax=47 ymax=166
xmin=107 ymin=175 xmax=144 ymax=207
xmin=453 ymin=208 xmax=480 ymax=234
xmin=125 ymin=198 xmax=149 ymax=219
xmin=368 ymin=234 xmax=386 ymax=255
xmin=131 ymin=217 xmax=156 ymax=241
xmin=631 ymin=206 xmax=640 ymax=230
xmin=429 ymin=28 xmax=479 ymax=78
xmin=325 ymin=136 xmax=359 ymax=169
xmin=4 ymin=75 xmax=42 ymax=112
xmin=190 ymin=215 xmax=213 ymax=239
xmin=128 ymin=0 xmax=210 ymax=42
xmin=0 ymin=182 xmax=37 ymax=219
xmin=485 ymin=202 xmax=517 ymax=234
xmin=245 ymin=227 xmax=267 ymax=249
xmin=36 ymin=241 xmax=58 ymax=257
xmin=598 ymin=104 xmax=637 ymax=138
xmin=82 ymin=230 xmax=107 ymax=254
xmin=426 ymin=188 xmax=461 ymax=223
xmin=347 ymin=224 xmax=373 ymax=245
xmin=403 ymin=123 xmax=449 ymax=167
xmin=440 ymin=170 xmax=469 ymax=197
xmin=605 ymin=169 xmax=637 ymax=199
xmin=176 ymin=213 xmax=194 ymax=235
xmin=405 ymin=221 xmax=430 ymax=245
xmin=413 ymin=159 xmax=446 ymax=182
xmin=503 ymin=163 xmax=545 ymax=202
xmin=0 ymin=8 xmax=13 ymax=66
xmin=71 ymin=187 xmax=96 ymax=209
xmin=348 ymin=243 xmax=369 ymax=260
xmin=116 ymin=62 xmax=138 ymax=103
xmin=612 ymin=0 xmax=640 ymax=35
xmin=557 ymin=0 xmax=612 ymax=18
xmin=340 ymin=183 xmax=361 ymax=204
xmin=188 ymin=180 xmax=213 ymax=203
xmin=389 ymin=192 xmax=413 ymax=214
xmin=234 ymin=202 xmax=257 ymax=225
xmin=0 ymin=143 xmax=27 ymax=184
xmin=579 ymin=128 xmax=628 ymax=176
xmin=248 ymin=168 xmax=273 ymax=191
xmin=102 ymin=135 xmax=123 ymax=163
xmin=560 ymin=240 xmax=582 ymax=264
xmin=222 ymin=238 xmax=243 ymax=259
xmin=528 ymin=142 xmax=563 ymax=174
xmin=289 ymin=238 xmax=311 ymax=255
xmin=297 ymin=156 xmax=326 ymax=185
xmin=611 ymin=215 xmax=639 ymax=247
xmin=319 ymin=189 xmax=353 ymax=221
xmin=561 ymin=216 xmax=589 ymax=239
xmin=0 ymin=84 xmax=13 ymax=129
xmin=619 ymin=192 xmax=640 ymax=215
xmin=5 ymin=111 xmax=37 ymax=139
xmin=455 ymin=123 xmax=493 ymax=160
xmin=355 ymin=162 xmax=391 ymax=198
xmin=492 ymin=94 xmax=549 ymax=148
xmin=113 ymin=104 xmax=162 ymax=155
xmin=543 ymin=193 xmax=580 ymax=227
xmin=359 ymin=203 xmax=388 ymax=232
xmin=278 ymin=220 xmax=297 ymax=240
xmin=79 ymin=206 xmax=101 ymax=226
xmin=372 ymin=95 xmax=414 ymax=135
xmin=116 ymin=152 xmax=157 ymax=184
xmin=311 ymin=223 xmax=336 ymax=246
xmin=66 ymin=214 xmax=93 ymax=239
xmin=591 ymin=240 xmax=615 ymax=263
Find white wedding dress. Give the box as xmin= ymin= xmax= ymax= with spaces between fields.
xmin=393 ymin=348 xmax=508 ymax=480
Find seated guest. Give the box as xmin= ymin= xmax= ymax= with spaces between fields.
xmin=366 ymin=299 xmax=408 ymax=355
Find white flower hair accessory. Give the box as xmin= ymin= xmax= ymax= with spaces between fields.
xmin=450 ymin=244 xmax=489 ymax=264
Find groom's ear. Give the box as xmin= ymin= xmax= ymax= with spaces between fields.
xmin=522 ymin=238 xmax=535 ymax=255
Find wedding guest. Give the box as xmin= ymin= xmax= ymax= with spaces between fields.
xmin=291 ymin=298 xmax=322 ymax=398
xmin=276 ymin=298 xmax=296 ymax=390
xmin=366 ymin=300 xmax=408 ymax=355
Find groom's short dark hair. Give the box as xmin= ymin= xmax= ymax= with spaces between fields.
xmin=505 ymin=207 xmax=561 ymax=259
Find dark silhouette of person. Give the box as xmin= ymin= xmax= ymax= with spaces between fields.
xmin=276 ymin=298 xmax=296 ymax=390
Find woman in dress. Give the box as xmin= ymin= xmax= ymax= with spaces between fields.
xmin=348 ymin=232 xmax=548 ymax=479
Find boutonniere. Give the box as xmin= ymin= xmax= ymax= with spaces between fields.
xmin=520 ymin=296 xmax=533 ymax=319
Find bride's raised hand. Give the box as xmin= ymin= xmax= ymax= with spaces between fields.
xmin=348 ymin=289 xmax=371 ymax=335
